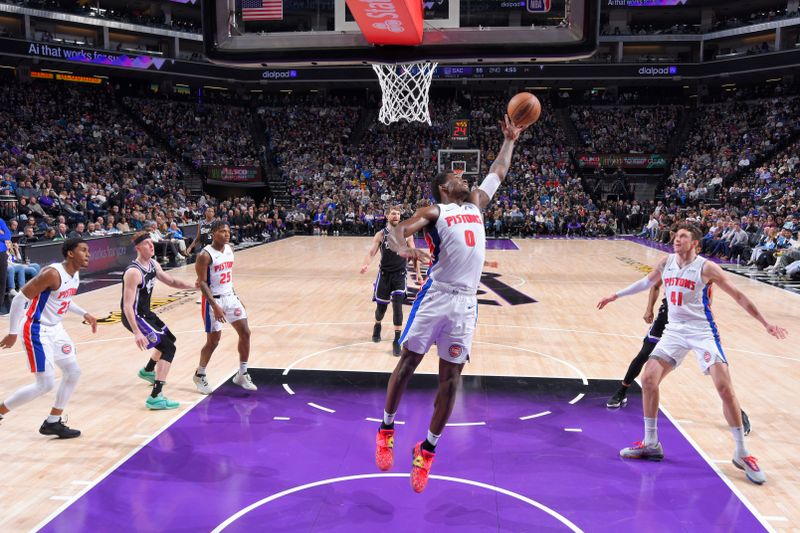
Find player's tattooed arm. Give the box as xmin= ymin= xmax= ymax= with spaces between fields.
xmin=703 ymin=261 xmax=788 ymax=339
xmin=360 ymin=231 xmax=383 ymax=274
xmin=195 ymin=251 xmax=225 ymax=322
xmin=388 ymin=205 xmax=438 ymax=263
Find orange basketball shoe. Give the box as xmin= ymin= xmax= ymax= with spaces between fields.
xmin=410 ymin=441 xmax=436 ymax=493
xmin=375 ymin=428 xmax=395 ymax=471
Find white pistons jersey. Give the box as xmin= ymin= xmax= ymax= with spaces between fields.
xmin=424 ymin=202 xmax=486 ymax=293
xmin=661 ymin=254 xmax=713 ymax=327
xmin=26 ymin=262 xmax=80 ymax=327
xmin=203 ymin=244 xmax=235 ymax=296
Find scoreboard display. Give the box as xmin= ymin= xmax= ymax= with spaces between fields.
xmin=450 ymin=119 xmax=470 ymax=145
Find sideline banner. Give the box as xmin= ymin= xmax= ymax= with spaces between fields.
xmin=576 ymin=153 xmax=668 ymax=169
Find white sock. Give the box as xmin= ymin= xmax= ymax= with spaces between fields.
xmin=644 ymin=417 xmax=658 ymax=446
xmin=196 ymin=366 xmax=206 ymax=376
xmin=730 ymin=426 xmax=749 ymax=458
xmin=426 ymin=429 xmax=441 ymax=447
xmin=383 ymin=410 xmax=396 ymax=426
xmin=239 ymin=362 xmax=248 ymax=375
xmin=46 ymin=414 xmax=60 ymax=423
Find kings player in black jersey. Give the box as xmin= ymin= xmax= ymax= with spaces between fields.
xmin=360 ymin=206 xmax=422 ymax=356
xmin=122 ymin=232 xmax=196 ymax=410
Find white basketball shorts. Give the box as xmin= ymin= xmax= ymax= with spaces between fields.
xmin=399 ymin=279 xmax=477 ymax=364
xmin=650 ymin=322 xmax=727 ymax=375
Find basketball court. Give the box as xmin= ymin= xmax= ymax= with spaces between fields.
xmin=2 ymin=237 xmax=797 ymax=531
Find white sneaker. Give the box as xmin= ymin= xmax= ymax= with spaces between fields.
xmin=196 ymin=297 xmax=202 ymax=304
xmin=733 ymin=455 xmax=766 ymax=485
xmin=193 ymin=373 xmax=212 ymax=395
xmin=9 ymin=289 xmax=18 ymax=296
xmin=233 ymin=372 xmax=257 ymax=391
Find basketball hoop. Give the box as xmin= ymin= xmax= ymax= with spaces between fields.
xmin=372 ymin=61 xmax=438 ymax=126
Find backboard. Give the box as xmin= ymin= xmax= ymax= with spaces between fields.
xmin=202 ymin=0 xmax=600 ymax=66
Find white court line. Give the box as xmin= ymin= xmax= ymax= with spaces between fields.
xmin=520 ymin=411 xmax=551 ymax=421
xmin=70 ymin=481 xmax=92 ymax=486
xmin=445 ymin=422 xmax=486 ymax=427
xmin=282 ymin=384 xmax=295 ymax=395
xmin=763 ymin=516 xmax=789 ymax=522
xmin=660 ymin=406 xmax=776 ymax=533
xmin=0 ymin=321 xmax=794 ymax=364
xmin=307 ymin=402 xmax=335 ymax=414
xmin=282 ymin=341 xmax=374 ymax=376
xmin=49 ymin=496 xmax=72 ymax=501
xmin=31 ymin=370 xmax=238 ymax=533
xmin=568 ymin=393 xmax=585 ymax=405
xmin=132 ymin=434 xmax=152 ymax=439
xmin=364 ymin=417 xmax=405 ymax=425
xmin=272 ymin=417 xmax=290 ymax=421
xmin=674 ymin=419 xmax=694 ymax=424
xmin=210 ymin=473 xmax=583 ymax=533
xmin=474 ymin=341 xmax=589 ymax=386
xmin=564 ymin=428 xmax=582 ymax=432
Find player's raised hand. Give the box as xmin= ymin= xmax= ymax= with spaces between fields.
xmin=766 ymin=323 xmax=788 ymax=339
xmin=500 ymin=114 xmax=525 ymax=142
xmin=83 ymin=313 xmax=98 ymax=333
xmin=597 ymin=294 xmax=618 ymax=310
xmin=0 ymin=334 xmax=17 ymax=349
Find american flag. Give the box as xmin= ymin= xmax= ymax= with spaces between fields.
xmin=242 ymin=0 xmax=283 ymax=21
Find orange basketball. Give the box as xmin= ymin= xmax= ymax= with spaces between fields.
xmin=507 ymin=92 xmax=541 ymax=128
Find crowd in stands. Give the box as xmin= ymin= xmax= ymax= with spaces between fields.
xmin=125 ymin=97 xmax=263 ymax=168
xmin=0 ymin=75 xmax=797 ymax=305
xmin=11 ymin=0 xmax=201 ymax=33
xmin=570 ymin=105 xmax=681 ymax=153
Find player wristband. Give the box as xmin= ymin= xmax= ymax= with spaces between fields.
xmin=615 ymin=277 xmax=656 ymax=299
xmin=478 ymin=173 xmax=501 ymax=200
xmin=68 ymin=302 xmax=88 ymax=317
xmin=8 ymin=292 xmax=31 ymax=335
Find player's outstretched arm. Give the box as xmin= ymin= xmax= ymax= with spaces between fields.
xmin=360 ymin=231 xmax=383 ymax=274
xmin=597 ymin=257 xmax=666 ymax=310
xmin=154 ymin=261 xmax=195 ymax=290
xmin=704 ymin=261 xmax=788 ymax=339
xmin=470 ymin=115 xmax=526 ymax=210
xmin=388 ymin=205 xmax=438 ymax=263
xmin=195 ymin=251 xmax=225 ymax=323
xmin=0 ymin=268 xmax=61 ymax=348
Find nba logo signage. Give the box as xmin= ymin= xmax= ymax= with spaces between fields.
xmin=527 ymin=0 xmax=551 ymax=13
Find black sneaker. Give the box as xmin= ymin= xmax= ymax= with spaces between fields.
xmin=606 ymin=389 xmax=628 ymax=408
xmin=372 ymin=323 xmax=381 ymax=343
xmin=742 ymin=409 xmax=751 ymax=436
xmin=39 ymin=418 xmax=81 ymax=439
xmin=392 ymin=340 xmax=401 ymax=357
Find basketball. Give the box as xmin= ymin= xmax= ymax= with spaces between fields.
xmin=507 ymin=92 xmax=542 ymax=128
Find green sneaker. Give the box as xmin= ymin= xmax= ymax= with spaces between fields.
xmin=146 ymin=394 xmax=180 ymax=410
xmin=138 ymin=368 xmax=155 ymax=384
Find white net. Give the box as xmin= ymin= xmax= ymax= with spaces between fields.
xmin=372 ymin=61 xmax=438 ymax=126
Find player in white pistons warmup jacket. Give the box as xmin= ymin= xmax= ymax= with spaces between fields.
xmin=597 ymin=222 xmax=787 ymax=485
xmin=374 ymin=116 xmax=526 ymax=494
xmin=193 ymin=220 xmax=254 ymax=394
xmin=0 ymin=239 xmax=98 ymax=438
